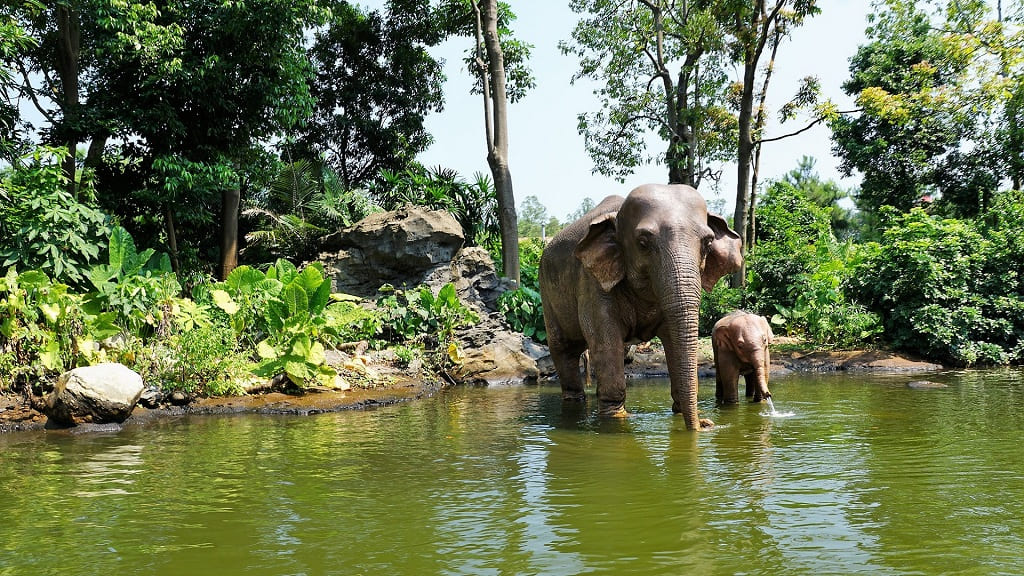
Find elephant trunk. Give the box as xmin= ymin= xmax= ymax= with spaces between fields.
xmin=661 ymin=261 xmax=704 ymax=430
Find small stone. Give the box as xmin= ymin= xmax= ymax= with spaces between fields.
xmin=168 ymin=390 xmax=189 ymax=405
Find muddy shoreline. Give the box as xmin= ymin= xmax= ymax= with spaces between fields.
xmin=0 ymin=345 xmax=943 ymax=434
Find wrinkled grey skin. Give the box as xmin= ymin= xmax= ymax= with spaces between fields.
xmin=539 ymin=184 xmax=742 ymax=430
xmin=712 ymin=311 xmax=774 ymax=403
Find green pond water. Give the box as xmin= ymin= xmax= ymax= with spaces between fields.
xmin=2 ymin=370 xmax=1023 ymax=575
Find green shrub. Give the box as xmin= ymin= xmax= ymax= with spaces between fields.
xmin=747 ymin=181 xmax=834 ymax=317
xmin=848 ymin=207 xmax=1024 ymax=365
xmin=744 ymin=181 xmax=882 ymax=349
xmin=0 ymin=147 xmax=111 ymax=288
xmin=494 ymin=237 xmax=548 ymax=342
xmin=498 ymin=286 xmax=546 ymax=343
xmin=374 ymin=283 xmax=479 ymax=371
xmin=771 ymin=242 xmax=883 ymax=348
xmin=210 ymin=259 xmax=353 ymax=388
xmin=84 ymin=226 xmax=181 ymax=337
xmin=0 ymin=268 xmax=119 ymax=382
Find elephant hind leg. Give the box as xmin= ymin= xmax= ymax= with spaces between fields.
xmin=714 ymin=349 xmax=741 ymax=404
xmin=550 ymin=341 xmax=588 ymax=401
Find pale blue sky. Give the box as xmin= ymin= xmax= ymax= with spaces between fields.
xmin=412 ymin=2 xmax=873 ymax=222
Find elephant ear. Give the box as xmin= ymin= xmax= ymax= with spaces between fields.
xmin=574 ymin=212 xmax=624 ymax=292
xmin=702 ymin=213 xmax=743 ymax=292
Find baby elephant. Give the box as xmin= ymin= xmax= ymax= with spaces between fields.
xmin=712 ymin=311 xmax=774 ymax=403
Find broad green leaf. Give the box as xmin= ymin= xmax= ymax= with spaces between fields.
xmin=0 ymin=317 xmax=13 ymax=339
xmin=438 ymin=283 xmax=458 ymax=308
xmin=108 ymin=226 xmax=138 ymax=274
xmin=257 ymin=340 xmax=278 ymax=359
xmin=40 ymin=302 xmax=60 ymax=324
xmin=309 ymin=278 xmax=331 ymax=315
xmin=225 ymin=265 xmax=265 ymax=294
xmin=281 ymin=283 xmax=308 ymax=317
xmin=17 ymin=270 xmax=49 ymax=289
xmin=88 ymin=264 xmax=117 ymax=290
xmin=86 ymin=312 xmax=120 ymax=340
xmin=40 ymin=338 xmax=61 ymax=371
xmin=211 ymin=289 xmax=240 ymax=314
xmin=307 ymin=341 xmax=326 ymax=365
xmin=295 ymin=264 xmax=324 ymax=294
xmin=266 ymin=299 xmax=289 ymax=331
xmin=271 ymin=258 xmax=297 ymax=283
xmin=289 ymin=334 xmax=312 ymax=358
xmin=284 ymin=359 xmax=313 ymax=382
xmin=128 ymin=247 xmax=156 ymax=275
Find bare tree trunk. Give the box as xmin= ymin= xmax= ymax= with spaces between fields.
xmin=55 ymin=4 xmax=80 ymax=197
xmin=475 ymin=0 xmax=520 ymax=284
xmin=220 ymin=186 xmax=241 ymax=280
xmin=746 ymin=29 xmax=781 ymax=247
xmin=732 ymin=55 xmax=757 ymax=288
xmin=731 ymin=0 xmax=783 ymax=288
xmin=164 ymin=205 xmax=181 ymax=274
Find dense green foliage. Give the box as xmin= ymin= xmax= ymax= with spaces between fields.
xmin=714 ymin=180 xmax=884 ymax=349
xmin=298 ymin=0 xmax=445 ymax=189
xmin=831 ymin=0 xmax=1024 ymax=216
xmin=0 ymin=148 xmax=110 ymax=287
xmin=497 ymin=238 xmax=546 ymax=343
xmin=848 ymin=203 xmax=1024 ymax=365
xmin=374 ymin=282 xmax=479 ymax=372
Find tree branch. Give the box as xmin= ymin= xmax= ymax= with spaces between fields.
xmin=754 ymin=108 xmax=861 ymax=145
xmin=16 ymin=60 xmax=57 ymax=125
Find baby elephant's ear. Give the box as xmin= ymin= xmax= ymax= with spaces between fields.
xmin=702 ymin=212 xmax=743 ymax=292
xmin=574 ymin=212 xmax=624 ymax=292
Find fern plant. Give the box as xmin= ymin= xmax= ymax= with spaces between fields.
xmin=243 ymin=159 xmax=373 ymax=262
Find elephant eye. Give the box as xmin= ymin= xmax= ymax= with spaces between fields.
xmin=701 ymin=235 xmax=713 ymax=256
xmin=636 ymin=230 xmax=654 ymax=251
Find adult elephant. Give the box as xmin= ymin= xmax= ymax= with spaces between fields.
xmin=539 ymin=184 xmax=742 ymax=430
xmin=712 ymin=310 xmax=773 ymax=404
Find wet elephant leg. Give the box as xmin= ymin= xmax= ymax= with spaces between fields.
xmin=715 ymin=348 xmax=741 ymax=404
xmin=550 ymin=341 xmax=588 ymax=402
xmin=584 ymin=331 xmax=628 ymax=415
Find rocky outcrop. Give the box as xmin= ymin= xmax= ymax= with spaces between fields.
xmin=317 ymin=205 xmax=541 ymax=385
xmin=319 ymin=205 xmax=467 ymax=298
xmin=455 ymin=313 xmax=544 ymax=385
xmin=43 ymin=363 xmax=144 ymax=427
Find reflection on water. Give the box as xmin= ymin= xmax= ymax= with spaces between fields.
xmin=1 ymin=370 xmax=1023 ymax=575
xmin=72 ymin=444 xmax=144 ymax=498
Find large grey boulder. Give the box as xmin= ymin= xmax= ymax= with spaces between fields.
xmin=426 ymin=246 xmax=517 ymax=313
xmin=44 ymin=363 xmax=144 ymax=427
xmin=455 ymin=313 xmax=542 ymax=385
xmin=320 ymin=205 xmax=466 ymax=298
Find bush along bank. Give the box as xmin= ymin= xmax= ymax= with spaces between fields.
xmin=0 ymin=226 xmax=487 ymax=410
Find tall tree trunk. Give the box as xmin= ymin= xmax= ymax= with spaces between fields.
xmin=746 ymin=29 xmax=781 ymax=247
xmin=732 ymin=55 xmax=758 ymax=288
xmin=55 ymin=4 xmax=81 ymax=197
xmin=475 ymin=0 xmax=520 ymax=284
xmin=220 ymin=186 xmax=241 ymax=280
xmin=731 ymin=0 xmax=783 ymax=288
xmin=164 ymin=205 xmax=181 ymax=274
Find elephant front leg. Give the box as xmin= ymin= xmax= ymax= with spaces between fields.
xmin=590 ymin=340 xmax=628 ymax=416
